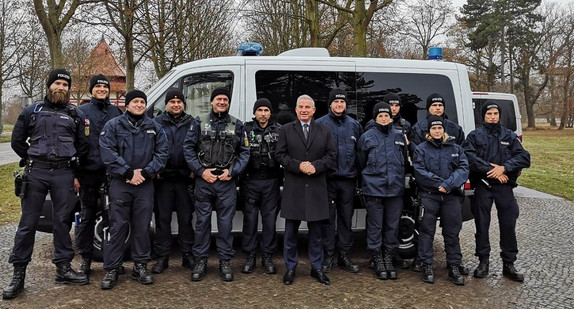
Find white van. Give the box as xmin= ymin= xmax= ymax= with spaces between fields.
xmin=471 ymin=92 xmax=523 ymax=139
xmin=143 ymin=47 xmax=476 ymax=258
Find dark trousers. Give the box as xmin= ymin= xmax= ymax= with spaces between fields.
xmin=364 ymin=195 xmax=403 ymax=251
xmin=153 ymin=178 xmax=195 ymax=257
xmin=75 ymin=172 xmax=106 ymax=257
xmin=9 ymin=167 xmax=76 ymax=266
xmin=241 ymin=178 xmax=280 ymax=254
xmin=321 ymin=178 xmax=356 ymax=252
xmin=417 ymin=192 xmax=463 ymax=265
xmin=472 ymin=183 xmax=519 ymax=263
xmin=284 ymin=219 xmax=323 ymax=270
xmin=103 ymin=179 xmax=154 ymax=270
xmin=192 ymin=179 xmax=236 ymax=260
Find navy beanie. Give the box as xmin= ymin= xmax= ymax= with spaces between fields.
xmin=427 ymin=115 xmax=445 ymax=131
xmin=383 ymin=93 xmax=401 ymax=105
xmin=372 ymin=102 xmax=391 ymax=119
xmin=89 ymin=74 xmax=110 ymax=94
xmin=46 ymin=69 xmax=72 ymax=90
xmin=481 ymin=100 xmax=501 ymax=119
xmin=253 ymin=98 xmax=272 ymax=114
xmin=210 ymin=87 xmax=231 ymax=102
xmin=125 ymin=89 xmax=147 ymax=106
xmin=328 ymin=88 xmax=347 ymax=105
xmin=426 ymin=93 xmax=445 ymax=109
xmin=165 ymin=88 xmax=186 ymax=106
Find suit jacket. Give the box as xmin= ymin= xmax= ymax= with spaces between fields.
xmin=276 ymin=119 xmax=336 ymax=221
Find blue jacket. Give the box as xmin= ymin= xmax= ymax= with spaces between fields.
xmin=316 ymin=110 xmax=363 ymax=178
xmin=154 ymin=111 xmax=194 ymax=179
xmin=99 ymin=112 xmax=168 ymax=180
xmin=183 ymin=111 xmax=249 ymax=178
xmin=11 ymin=98 xmax=89 ymax=163
xmin=413 ymin=136 xmax=469 ymax=194
xmin=462 ymin=123 xmax=530 ymax=187
xmin=78 ymin=98 xmax=123 ymax=171
xmin=357 ymin=124 xmax=407 ymax=197
xmin=410 ymin=115 xmax=465 ymax=147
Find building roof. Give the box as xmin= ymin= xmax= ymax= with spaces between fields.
xmin=72 ymin=38 xmax=126 ymax=94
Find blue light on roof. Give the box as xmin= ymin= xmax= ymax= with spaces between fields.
xmin=237 ymin=42 xmax=263 ymax=56
xmin=428 ymin=47 xmax=443 ymax=60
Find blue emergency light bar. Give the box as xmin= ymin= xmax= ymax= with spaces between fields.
xmin=428 ymin=47 xmax=443 ymax=60
xmin=237 ymin=42 xmax=263 ymax=56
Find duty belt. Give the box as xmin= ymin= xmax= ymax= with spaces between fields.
xmin=30 ymin=160 xmax=71 ymax=169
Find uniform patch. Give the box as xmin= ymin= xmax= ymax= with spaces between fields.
xmin=451 ymin=153 xmax=459 ymax=157
xmin=146 ymin=129 xmax=156 ymax=134
xmin=501 ymin=141 xmax=509 ymax=145
xmin=395 ymin=141 xmax=405 ymax=146
xmin=100 ymin=130 xmax=106 ymax=136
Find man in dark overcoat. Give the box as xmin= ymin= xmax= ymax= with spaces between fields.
xmin=276 ymin=94 xmax=336 ymax=286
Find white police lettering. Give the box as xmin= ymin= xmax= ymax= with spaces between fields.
xmin=431 ymin=121 xmax=442 ymax=126
xmin=389 ymin=100 xmax=400 ymax=104
xmin=501 ymin=141 xmax=509 ymax=145
xmin=97 ymin=80 xmax=109 ymax=85
xmin=432 ymin=97 xmax=442 ymax=102
xmin=57 ymin=73 xmax=70 ymax=80
xmin=146 ymin=129 xmax=156 ymax=134
xmin=451 ymin=153 xmax=459 ymax=157
xmin=395 ymin=141 xmax=405 ymax=146
xmin=335 ymin=94 xmax=345 ymax=99
xmin=100 ymin=131 xmax=106 ymax=135
xmin=486 ymin=104 xmax=498 ymax=110
xmin=59 ymin=115 xmax=70 ymax=120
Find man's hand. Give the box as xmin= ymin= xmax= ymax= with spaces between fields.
xmin=202 ymin=168 xmax=219 ymax=183
xmin=74 ymin=178 xmax=80 ymax=193
xmin=438 ymin=186 xmax=447 ymax=193
xmin=497 ymin=174 xmax=509 ymax=184
xmin=299 ymin=161 xmax=315 ymax=175
xmin=127 ymin=169 xmax=146 ymax=185
xmin=218 ymin=169 xmax=232 ymax=181
xmin=487 ymin=163 xmax=506 ymax=179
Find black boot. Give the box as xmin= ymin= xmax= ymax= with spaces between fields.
xmin=411 ymin=257 xmax=423 ymax=272
xmin=242 ymin=252 xmax=256 ymax=274
xmin=448 ymin=264 xmax=465 ymax=286
xmin=473 ymin=257 xmax=489 ymax=278
xmin=131 ymin=262 xmax=153 ymax=285
xmin=100 ymin=268 xmax=119 ymax=290
xmin=321 ymin=250 xmax=335 ymax=273
xmin=3 ymin=264 xmax=26 ymax=299
xmin=151 ymin=256 xmax=169 ymax=274
xmin=219 ymin=260 xmax=234 ymax=282
xmin=78 ymin=256 xmax=92 ymax=277
xmin=191 ymin=258 xmax=207 ymax=282
xmin=383 ymin=249 xmax=397 ymax=279
xmin=337 ymin=250 xmax=359 ymax=273
xmin=262 ymin=252 xmax=276 ymax=274
xmin=422 ymin=263 xmax=434 ymax=284
xmin=371 ymin=249 xmax=387 ymax=280
xmin=55 ymin=264 xmax=89 ymax=285
xmin=182 ymin=253 xmax=195 ymax=270
xmin=502 ymin=262 xmax=524 ymax=282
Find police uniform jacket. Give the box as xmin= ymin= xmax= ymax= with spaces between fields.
xmin=316 ymin=110 xmax=362 ymax=178
xmin=243 ymin=119 xmax=282 ymax=179
xmin=410 ymin=115 xmax=465 ymax=146
xmin=78 ymin=98 xmax=123 ymax=172
xmin=11 ymin=97 xmax=89 ymax=164
xmin=358 ymin=124 xmax=407 ymax=197
xmin=99 ymin=112 xmax=168 ymax=180
xmin=413 ymin=135 xmax=469 ymax=194
xmin=462 ymin=122 xmax=530 ymax=187
xmin=276 ymin=119 xmax=336 ymax=222
xmin=183 ymin=111 xmax=249 ymax=178
xmin=154 ymin=111 xmax=194 ymax=179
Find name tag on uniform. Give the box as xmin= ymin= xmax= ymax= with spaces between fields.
xmin=60 ymin=115 xmax=70 ymax=120
xmin=395 ymin=141 xmax=405 ymax=146
xmin=451 ymin=153 xmax=459 ymax=157
xmin=501 ymin=141 xmax=509 ymax=145
xmin=146 ymin=129 xmax=156 ymax=134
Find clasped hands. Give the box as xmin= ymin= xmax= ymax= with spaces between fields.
xmin=299 ymin=161 xmax=316 ymax=175
xmin=202 ymin=168 xmax=231 ymax=183
xmin=487 ymin=163 xmax=508 ymax=184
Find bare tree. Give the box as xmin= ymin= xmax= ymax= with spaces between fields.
xmin=17 ymin=19 xmax=51 ymax=104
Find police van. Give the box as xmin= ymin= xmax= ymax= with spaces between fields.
xmin=471 ymin=92 xmax=523 ymax=140
xmin=142 ymin=44 xmax=476 ymax=258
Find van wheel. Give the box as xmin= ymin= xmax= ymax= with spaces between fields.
xmin=398 ymin=213 xmax=418 ymax=259
xmin=92 ymin=211 xmax=131 ymax=262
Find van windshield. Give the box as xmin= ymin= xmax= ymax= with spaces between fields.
xmin=255 ymin=70 xmax=457 ymax=127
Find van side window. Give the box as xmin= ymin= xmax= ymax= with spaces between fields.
xmin=149 ymin=71 xmax=233 ymax=117
xmin=472 ymin=99 xmax=517 ymax=131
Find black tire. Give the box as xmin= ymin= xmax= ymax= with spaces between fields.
xmin=91 ymin=211 xmax=131 ymax=262
xmin=398 ymin=213 xmax=418 ymax=259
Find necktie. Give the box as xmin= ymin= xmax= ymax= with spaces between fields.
xmin=303 ymin=124 xmax=309 ymax=140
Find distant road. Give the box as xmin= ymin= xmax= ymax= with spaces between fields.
xmin=0 ymin=141 xmax=19 ymax=166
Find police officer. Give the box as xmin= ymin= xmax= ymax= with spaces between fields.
xmin=184 ymin=87 xmax=249 ymax=282
xmin=357 ymin=102 xmax=407 ymax=280
xmin=75 ymin=74 xmax=123 ymax=277
xmin=462 ymin=102 xmax=531 ymax=282
xmin=410 ymin=93 xmax=464 ymax=147
xmin=364 ymin=93 xmax=411 ymax=135
xmin=316 ymin=89 xmax=362 ymax=273
xmin=4 ymin=69 xmax=89 ymax=300
xmin=240 ymin=98 xmax=281 ymax=275
xmin=151 ymin=88 xmax=196 ymax=274
xmin=99 ymin=90 xmax=168 ymax=290
xmin=413 ymin=115 xmax=469 ymax=285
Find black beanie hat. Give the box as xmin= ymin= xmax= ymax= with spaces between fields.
xmin=125 ymin=89 xmax=147 ymax=106
xmin=481 ymin=100 xmax=501 ymax=119
xmin=210 ymin=87 xmax=231 ymax=102
xmin=253 ymin=98 xmax=272 ymax=114
xmin=383 ymin=93 xmax=401 ymax=105
xmin=165 ymin=88 xmax=186 ymax=106
xmin=372 ymin=102 xmax=391 ymax=119
xmin=426 ymin=93 xmax=445 ymax=109
xmin=89 ymin=74 xmax=110 ymax=94
xmin=328 ymin=88 xmax=347 ymax=105
xmin=46 ymin=69 xmax=72 ymax=90
xmin=427 ymin=115 xmax=445 ymax=131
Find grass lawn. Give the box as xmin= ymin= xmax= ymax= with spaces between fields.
xmin=0 ymin=163 xmax=23 ymax=225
